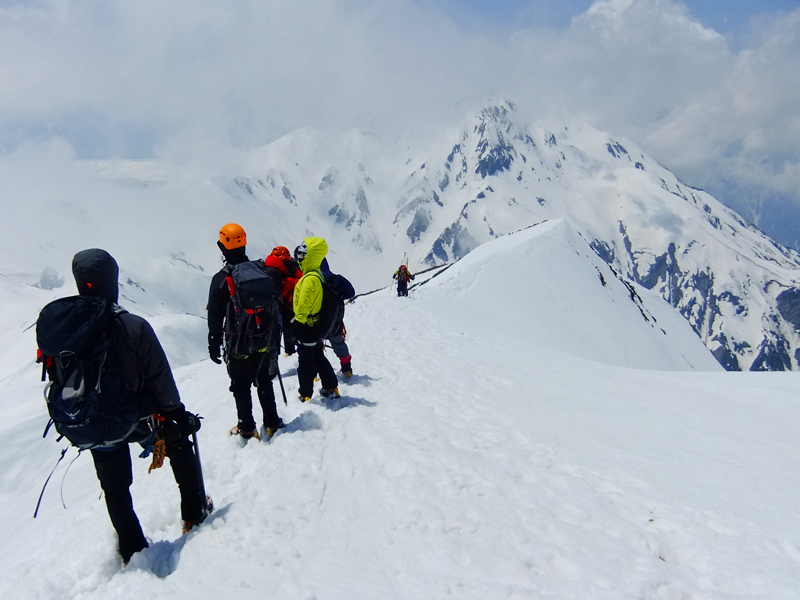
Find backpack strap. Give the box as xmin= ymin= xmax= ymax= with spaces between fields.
xmin=219 ymin=269 xmax=232 ymax=292
xmin=307 ymin=270 xmax=325 ymax=285
xmin=225 ymin=274 xmax=237 ymax=307
xmin=33 ymin=448 xmax=69 ymax=518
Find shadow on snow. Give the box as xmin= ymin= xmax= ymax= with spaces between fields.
xmin=341 ymin=373 xmax=376 ymax=386
xmin=125 ymin=503 xmax=232 ymax=578
xmin=314 ymin=395 xmax=377 ymax=412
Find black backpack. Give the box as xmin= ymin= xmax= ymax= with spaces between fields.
xmin=328 ymin=272 xmax=355 ymax=300
xmin=36 ymin=296 xmax=140 ymax=450
xmin=317 ymin=273 xmax=348 ymax=340
xmin=224 ymin=260 xmax=282 ymax=356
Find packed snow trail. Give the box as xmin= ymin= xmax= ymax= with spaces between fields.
xmin=1 ymin=224 xmax=799 ymax=599
xmin=2 ymin=294 xmax=799 ymax=599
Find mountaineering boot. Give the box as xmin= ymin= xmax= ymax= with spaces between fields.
xmin=229 ymin=425 xmax=260 ymax=440
xmin=121 ymin=538 xmax=150 ymax=566
xmin=340 ymin=361 xmax=353 ymax=378
xmin=320 ymin=387 xmax=340 ymax=399
xmin=299 ymin=393 xmax=311 ymax=403
xmin=182 ymin=495 xmax=214 ymax=533
xmin=264 ymin=419 xmax=286 ymax=440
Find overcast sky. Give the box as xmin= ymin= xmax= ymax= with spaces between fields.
xmin=1 ymin=0 xmax=799 ymax=227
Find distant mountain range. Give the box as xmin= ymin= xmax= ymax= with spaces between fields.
xmin=5 ymin=100 xmax=798 ymax=372
xmin=226 ymin=100 xmax=800 ymax=371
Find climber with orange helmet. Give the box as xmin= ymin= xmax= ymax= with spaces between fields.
xmin=208 ymin=224 xmax=248 ymax=363
xmin=207 ymin=224 xmax=285 ymax=440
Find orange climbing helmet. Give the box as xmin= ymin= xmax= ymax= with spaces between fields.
xmin=219 ymin=223 xmax=246 ymax=250
xmin=270 ymin=246 xmax=291 ymax=261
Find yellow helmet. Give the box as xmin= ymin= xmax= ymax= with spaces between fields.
xmin=219 ymin=223 xmax=246 ymax=250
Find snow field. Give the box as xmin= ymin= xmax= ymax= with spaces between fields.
xmin=0 ymin=223 xmax=799 ymax=598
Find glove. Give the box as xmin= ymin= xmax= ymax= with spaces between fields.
xmin=209 ymin=334 xmax=222 ymax=364
xmin=209 ymin=344 xmax=222 ymax=364
xmin=162 ymin=408 xmax=202 ymax=437
xmin=181 ymin=412 xmax=202 ymax=435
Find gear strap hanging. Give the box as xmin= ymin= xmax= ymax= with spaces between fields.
xmin=148 ymin=435 xmax=166 ymax=473
xmin=33 ymin=448 xmax=68 ymax=518
xmin=146 ymin=414 xmax=167 ymax=473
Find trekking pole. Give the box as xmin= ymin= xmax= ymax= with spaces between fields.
xmin=276 ymin=367 xmax=288 ymax=405
xmin=192 ymin=430 xmax=207 ymax=502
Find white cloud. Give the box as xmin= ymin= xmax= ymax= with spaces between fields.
xmin=502 ymin=0 xmax=800 ymax=229
xmin=0 ymin=0 xmax=799 ymax=227
xmin=0 ymin=0 xmax=503 ymax=151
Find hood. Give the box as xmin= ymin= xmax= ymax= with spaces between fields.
xmin=72 ymin=248 xmax=119 ymax=303
xmin=300 ymin=237 xmax=328 ymax=273
xmin=263 ymin=254 xmax=288 ymax=274
xmin=219 ymin=243 xmax=248 ymax=265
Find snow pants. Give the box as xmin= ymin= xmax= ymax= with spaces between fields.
xmin=281 ymin=308 xmax=297 ymax=356
xmin=227 ymin=353 xmax=281 ymax=431
xmin=327 ymin=330 xmax=351 ymax=369
xmin=91 ymin=436 xmax=204 ymax=562
xmin=297 ymin=341 xmax=338 ymax=398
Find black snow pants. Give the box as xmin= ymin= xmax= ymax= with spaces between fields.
xmin=297 ymin=341 xmax=338 ymax=398
xmin=227 ymin=352 xmax=281 ymax=431
xmin=91 ymin=434 xmax=204 ymax=562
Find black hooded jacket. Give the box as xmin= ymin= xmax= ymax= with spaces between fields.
xmin=72 ymin=249 xmax=183 ymax=415
xmin=207 ymin=247 xmax=249 ymax=347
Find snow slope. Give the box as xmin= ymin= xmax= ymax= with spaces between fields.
xmin=2 ymin=224 xmax=799 ymax=599
xmin=413 ymin=219 xmax=720 ymax=371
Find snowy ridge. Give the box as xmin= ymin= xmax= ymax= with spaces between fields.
xmin=1 ymin=224 xmax=798 ymax=599
xmin=413 ymin=219 xmax=720 ymax=371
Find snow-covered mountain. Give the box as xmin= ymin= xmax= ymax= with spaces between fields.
xmin=2 ymin=100 xmax=798 ymax=371
xmin=224 ymin=101 xmax=800 ymax=371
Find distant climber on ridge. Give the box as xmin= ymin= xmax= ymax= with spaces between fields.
xmin=393 ymin=264 xmax=415 ymax=297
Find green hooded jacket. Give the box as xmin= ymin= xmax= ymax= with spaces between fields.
xmin=293 ymin=237 xmax=328 ymax=326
